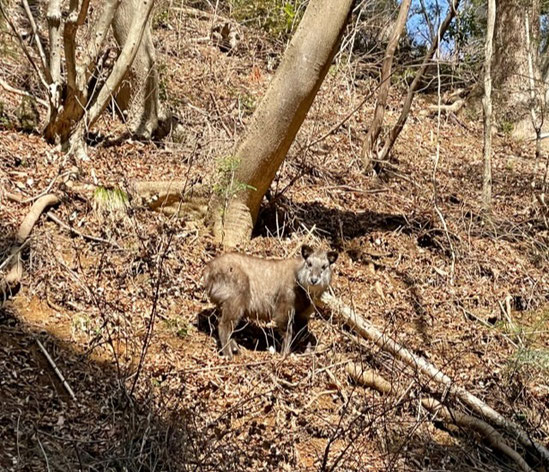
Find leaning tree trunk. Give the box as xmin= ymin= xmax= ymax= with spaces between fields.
xmin=112 ymin=0 xmax=166 ymax=139
xmin=362 ymin=0 xmax=411 ymax=166
xmin=209 ymin=0 xmax=353 ymax=247
xmin=492 ymin=0 xmax=540 ymax=138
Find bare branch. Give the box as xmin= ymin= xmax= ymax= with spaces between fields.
xmin=378 ymin=0 xmax=460 ymax=161
xmin=0 ymin=1 xmax=50 ymax=90
xmin=0 ymin=77 xmax=48 ymax=108
xmin=36 ymin=339 xmax=77 ymax=401
xmin=81 ymin=0 xmax=121 ymax=79
xmin=21 ymin=0 xmax=51 ymax=81
xmin=418 ymin=0 xmax=435 ymax=43
xmin=362 ymin=0 xmax=411 ymax=164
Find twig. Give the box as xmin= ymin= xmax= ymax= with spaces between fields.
xmin=36 ymin=434 xmax=52 ymax=472
xmin=46 ymin=211 xmax=121 ymax=248
xmin=36 ymin=338 xmax=77 ymax=401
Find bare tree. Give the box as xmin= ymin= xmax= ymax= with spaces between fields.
xmin=0 ymin=0 xmax=162 ymax=158
xmin=208 ymin=0 xmax=354 ymax=247
xmin=482 ymin=0 xmax=496 ymax=213
xmin=375 ymin=0 xmax=460 ymax=162
xmin=361 ymin=0 xmax=412 ymax=166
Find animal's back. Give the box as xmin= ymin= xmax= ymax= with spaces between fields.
xmin=203 ymin=253 xmax=302 ymax=320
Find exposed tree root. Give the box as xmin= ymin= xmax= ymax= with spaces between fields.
xmin=1 ymin=194 xmax=60 ymax=302
xmin=130 ymin=180 xmax=208 ymax=219
xmin=346 ymin=363 xmax=535 ymax=472
xmin=320 ymin=292 xmax=549 ymax=465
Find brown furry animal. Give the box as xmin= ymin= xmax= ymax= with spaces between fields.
xmin=203 ymin=245 xmax=338 ymax=358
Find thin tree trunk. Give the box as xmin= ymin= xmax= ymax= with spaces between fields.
xmin=362 ymin=0 xmax=411 ymax=167
xmin=482 ymin=0 xmax=496 ymax=213
xmin=377 ymin=0 xmax=459 ymax=162
xmin=209 ymin=0 xmax=353 ymax=247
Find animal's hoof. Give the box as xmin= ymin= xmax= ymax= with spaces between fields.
xmin=230 ymin=340 xmax=240 ymax=355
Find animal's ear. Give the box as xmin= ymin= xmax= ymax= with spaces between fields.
xmin=327 ymin=251 xmax=339 ymax=264
xmin=301 ymin=245 xmax=314 ymax=260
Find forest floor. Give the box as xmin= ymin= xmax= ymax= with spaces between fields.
xmin=1 ymin=4 xmax=548 ymax=472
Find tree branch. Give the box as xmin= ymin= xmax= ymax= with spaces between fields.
xmin=378 ymin=0 xmax=460 ymax=161
xmin=0 ymin=1 xmax=50 ymax=90
xmin=21 ymin=0 xmax=51 ymax=82
xmin=347 ymin=363 xmax=535 ymax=472
xmin=0 ymin=77 xmax=48 ymax=108
xmin=81 ymin=0 xmax=121 ymax=80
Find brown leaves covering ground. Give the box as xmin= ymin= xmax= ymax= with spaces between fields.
xmin=0 ymin=5 xmax=548 ymax=472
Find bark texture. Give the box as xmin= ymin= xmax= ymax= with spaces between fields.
xmin=492 ymin=0 xmax=540 ymax=137
xmin=113 ymin=0 xmax=166 ymax=139
xmin=210 ymin=0 xmax=353 ymax=247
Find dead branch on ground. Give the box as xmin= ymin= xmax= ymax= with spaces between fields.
xmin=346 ymin=362 xmax=535 ymax=472
xmin=320 ymin=292 xmax=549 ymax=464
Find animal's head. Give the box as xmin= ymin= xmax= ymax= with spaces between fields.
xmin=298 ymin=245 xmax=338 ymax=294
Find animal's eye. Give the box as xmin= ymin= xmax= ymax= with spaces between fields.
xmin=307 ymin=261 xmax=312 ymax=267
xmin=322 ymin=264 xmax=328 ymax=270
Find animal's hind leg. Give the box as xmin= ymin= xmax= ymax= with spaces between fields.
xmin=218 ymin=298 xmax=245 ymax=358
xmin=218 ymin=316 xmax=235 ymax=358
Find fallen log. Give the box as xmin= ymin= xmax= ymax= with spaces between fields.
xmin=320 ymin=292 xmax=549 ymax=465
xmin=346 ymin=362 xmax=534 ymax=472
